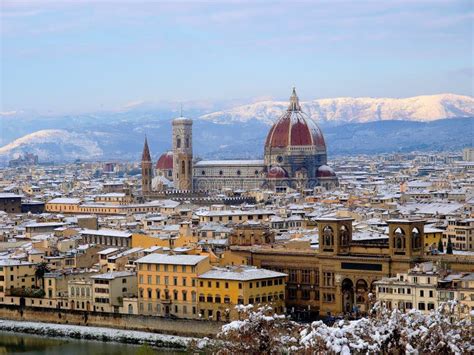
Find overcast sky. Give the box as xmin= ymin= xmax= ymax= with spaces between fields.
xmin=1 ymin=0 xmax=472 ymax=114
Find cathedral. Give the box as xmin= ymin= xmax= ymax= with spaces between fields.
xmin=141 ymin=88 xmax=338 ymax=193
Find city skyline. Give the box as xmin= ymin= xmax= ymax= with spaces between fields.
xmin=1 ymin=0 xmax=473 ymax=114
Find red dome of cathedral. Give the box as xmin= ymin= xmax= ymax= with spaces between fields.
xmin=156 ymin=151 xmax=173 ymax=170
xmin=316 ymin=164 xmax=336 ymax=178
xmin=265 ymin=88 xmax=326 ymax=150
xmin=267 ymin=166 xmax=288 ymax=179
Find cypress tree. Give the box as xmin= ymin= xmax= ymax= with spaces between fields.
xmin=446 ymin=236 xmax=453 ymax=255
xmin=437 ymin=238 xmax=444 ymax=253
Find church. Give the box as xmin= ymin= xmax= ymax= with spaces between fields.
xmin=142 ymin=88 xmax=338 ymax=193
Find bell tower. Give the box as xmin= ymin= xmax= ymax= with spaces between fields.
xmin=141 ymin=136 xmax=152 ymax=195
xmin=388 ymin=219 xmax=425 ymax=258
xmin=172 ymin=116 xmax=193 ymax=190
xmin=316 ymin=217 xmax=353 ymax=255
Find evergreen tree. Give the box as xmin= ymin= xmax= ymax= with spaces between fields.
xmin=34 ymin=262 xmax=50 ymax=289
xmin=438 ymin=238 xmax=444 ymax=253
xmin=446 ymin=236 xmax=453 ymax=255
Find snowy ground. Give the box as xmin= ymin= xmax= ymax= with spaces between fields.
xmin=0 ymin=319 xmax=193 ymax=349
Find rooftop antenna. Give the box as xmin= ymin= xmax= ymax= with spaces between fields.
xmin=180 ymin=103 xmax=183 ymax=117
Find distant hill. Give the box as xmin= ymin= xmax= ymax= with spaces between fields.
xmin=1 ymin=93 xmax=472 ymax=162
xmin=200 ymin=93 xmax=474 ymax=125
xmin=0 ymin=117 xmax=472 ymax=163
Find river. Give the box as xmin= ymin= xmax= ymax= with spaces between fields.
xmin=0 ymin=331 xmax=182 ymax=354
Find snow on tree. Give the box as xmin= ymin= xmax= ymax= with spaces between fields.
xmin=194 ymin=301 xmax=472 ymax=354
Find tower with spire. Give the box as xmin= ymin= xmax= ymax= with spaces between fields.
xmin=141 ymin=136 xmax=153 ymax=195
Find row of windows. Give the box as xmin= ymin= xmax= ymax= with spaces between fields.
xmin=140 ymin=288 xmax=196 ymax=302
xmin=208 ymin=214 xmax=267 ymax=222
xmin=200 ymin=170 xmax=260 ymax=176
xmin=285 ymin=269 xmax=320 ymax=285
xmin=70 ymin=287 xmax=91 ymax=297
xmin=138 ymin=302 xmax=196 ymax=316
xmin=378 ymin=287 xmax=412 ymax=295
xmin=138 ymin=264 xmax=195 ymax=273
xmin=139 ymin=275 xmax=195 ymax=287
xmin=378 ymin=287 xmax=435 ymax=298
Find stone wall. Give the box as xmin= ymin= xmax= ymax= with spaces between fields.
xmin=0 ymin=305 xmax=221 ymax=337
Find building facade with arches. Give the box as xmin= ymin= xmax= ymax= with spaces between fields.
xmin=228 ymin=218 xmax=474 ymax=319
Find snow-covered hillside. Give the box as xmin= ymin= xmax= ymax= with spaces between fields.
xmin=0 ymin=129 xmax=103 ymax=161
xmin=200 ymin=93 xmax=474 ymax=125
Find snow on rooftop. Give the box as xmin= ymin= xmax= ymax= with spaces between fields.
xmin=80 ymin=229 xmax=132 ymax=238
xmin=135 ymin=253 xmax=208 ymax=266
xmin=90 ymin=271 xmax=135 ymax=279
xmin=47 ymin=197 xmax=82 ymax=204
xmin=200 ymin=266 xmax=286 ymax=281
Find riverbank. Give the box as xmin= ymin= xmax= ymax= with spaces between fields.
xmin=0 ymin=305 xmax=221 ymax=337
xmin=0 ymin=319 xmax=194 ymax=350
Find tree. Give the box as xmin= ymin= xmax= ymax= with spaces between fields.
xmin=34 ymin=262 xmax=50 ymax=289
xmin=190 ymin=305 xmax=302 ymax=354
xmin=438 ymin=238 xmax=444 ymax=253
xmin=195 ymin=302 xmax=472 ymax=354
xmin=446 ymin=236 xmax=453 ymax=254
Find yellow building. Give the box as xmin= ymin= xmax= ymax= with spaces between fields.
xmin=0 ymin=260 xmax=36 ymax=295
xmin=132 ymin=232 xmax=195 ymax=250
xmin=135 ymin=253 xmax=210 ymax=318
xmin=197 ymin=265 xmax=286 ymax=321
xmin=423 ymin=226 xmax=443 ymax=250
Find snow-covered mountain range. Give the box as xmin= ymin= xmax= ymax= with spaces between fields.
xmin=0 ymin=130 xmax=103 ymax=161
xmin=200 ymin=93 xmax=474 ymax=125
xmin=0 ymin=93 xmax=472 ymax=162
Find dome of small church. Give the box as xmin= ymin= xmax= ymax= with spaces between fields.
xmin=267 ymin=166 xmax=288 ymax=179
xmin=265 ymin=88 xmax=326 ymax=150
xmin=156 ymin=151 xmax=173 ymax=170
xmin=316 ymin=164 xmax=336 ymax=178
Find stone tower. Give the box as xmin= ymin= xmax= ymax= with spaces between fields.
xmin=172 ymin=116 xmax=193 ymax=190
xmin=141 ymin=136 xmax=152 ymax=195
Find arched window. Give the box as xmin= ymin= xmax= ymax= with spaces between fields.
xmin=394 ymin=227 xmax=405 ymax=249
xmin=156 ymin=289 xmax=161 ymax=299
xmin=128 ymin=304 xmax=133 ymax=314
xmin=340 ymin=225 xmax=349 ymax=246
xmin=323 ymin=226 xmax=334 ymax=246
xmin=215 ymin=294 xmax=221 ymax=303
xmin=412 ymin=227 xmax=421 ymax=249
xmin=356 ymin=279 xmax=368 ymax=303
xmin=181 ymin=161 xmax=185 ymax=174
xmin=71 ymin=287 xmax=75 ymax=296
xmin=176 ymin=138 xmax=181 ymax=148
xmin=139 ymin=288 xmax=144 ymax=298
